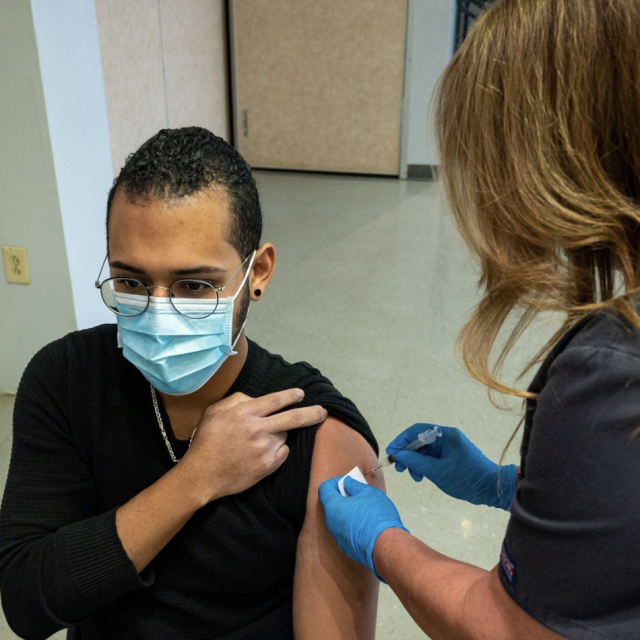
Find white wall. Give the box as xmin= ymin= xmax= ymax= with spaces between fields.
xmin=0 ymin=0 xmax=77 ymax=393
xmin=402 ymin=0 xmax=456 ymax=170
xmin=31 ymin=0 xmax=116 ymax=332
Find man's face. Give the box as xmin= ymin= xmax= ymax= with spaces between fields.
xmin=107 ymin=187 xmax=251 ymax=337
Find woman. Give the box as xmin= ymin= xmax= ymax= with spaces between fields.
xmin=319 ymin=1 xmax=640 ymax=638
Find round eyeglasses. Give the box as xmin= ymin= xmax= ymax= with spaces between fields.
xmin=94 ymin=253 xmax=253 ymax=319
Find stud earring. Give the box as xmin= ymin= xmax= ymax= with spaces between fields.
xmin=254 ymin=289 xmax=262 ymax=297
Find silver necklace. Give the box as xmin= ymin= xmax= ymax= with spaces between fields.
xmin=150 ymin=385 xmax=196 ymax=464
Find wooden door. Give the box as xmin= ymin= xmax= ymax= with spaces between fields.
xmin=230 ymin=0 xmax=407 ymax=175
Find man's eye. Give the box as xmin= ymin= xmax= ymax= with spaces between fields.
xmin=122 ymin=279 xmax=143 ymax=289
xmin=185 ymin=281 xmax=206 ymax=292
xmin=173 ymin=281 xmax=216 ymax=298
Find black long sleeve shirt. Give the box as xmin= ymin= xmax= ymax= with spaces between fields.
xmin=0 ymin=326 xmax=376 ymax=640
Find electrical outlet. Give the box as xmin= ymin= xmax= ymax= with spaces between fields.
xmin=2 ymin=246 xmax=31 ymax=284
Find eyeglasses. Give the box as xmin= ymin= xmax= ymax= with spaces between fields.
xmin=94 ymin=253 xmax=253 ymax=319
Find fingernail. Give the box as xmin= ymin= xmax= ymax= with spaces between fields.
xmin=296 ymin=389 xmax=304 ymax=399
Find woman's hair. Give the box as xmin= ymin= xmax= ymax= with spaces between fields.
xmin=436 ymin=0 xmax=640 ymax=399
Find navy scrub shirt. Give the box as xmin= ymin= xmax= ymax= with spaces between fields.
xmin=500 ymin=308 xmax=640 ymax=639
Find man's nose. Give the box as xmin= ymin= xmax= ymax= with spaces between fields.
xmin=147 ymin=285 xmax=171 ymax=298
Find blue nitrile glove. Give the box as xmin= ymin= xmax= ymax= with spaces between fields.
xmin=387 ymin=424 xmax=517 ymax=511
xmin=318 ymin=476 xmax=409 ymax=581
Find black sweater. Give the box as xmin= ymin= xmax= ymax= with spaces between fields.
xmin=0 ymin=325 xmax=377 ymax=640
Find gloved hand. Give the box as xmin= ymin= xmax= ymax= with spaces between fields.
xmin=318 ymin=476 xmax=409 ymax=581
xmin=387 ymin=424 xmax=517 ymax=511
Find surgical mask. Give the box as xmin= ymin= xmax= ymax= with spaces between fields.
xmin=115 ymin=253 xmax=255 ymax=395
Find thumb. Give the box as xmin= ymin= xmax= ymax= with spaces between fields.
xmin=393 ymin=450 xmax=439 ymax=479
xmin=342 ymin=476 xmax=369 ymax=497
xmin=318 ymin=477 xmax=341 ymax=504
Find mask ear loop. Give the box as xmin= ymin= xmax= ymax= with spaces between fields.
xmin=230 ymin=251 xmax=257 ymax=349
xmin=232 ymin=303 xmax=251 ymax=349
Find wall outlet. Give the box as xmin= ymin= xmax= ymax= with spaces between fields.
xmin=2 ymin=246 xmax=31 ymax=284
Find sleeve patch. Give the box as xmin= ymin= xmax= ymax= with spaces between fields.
xmin=500 ymin=540 xmax=517 ymax=585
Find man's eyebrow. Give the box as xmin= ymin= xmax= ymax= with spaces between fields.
xmin=109 ymin=261 xmax=228 ymax=276
xmin=169 ymin=266 xmax=227 ymax=276
xmin=109 ymin=260 xmax=145 ymax=274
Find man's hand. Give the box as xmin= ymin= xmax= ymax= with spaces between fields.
xmin=181 ymin=389 xmax=328 ymax=505
xmin=201 ymin=391 xmax=253 ymax=417
xmin=388 ymin=424 xmax=517 ymax=510
xmin=117 ymin=388 xmax=326 ymax=573
xmin=318 ymin=476 xmax=408 ymax=580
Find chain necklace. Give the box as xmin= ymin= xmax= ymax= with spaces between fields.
xmin=150 ymin=385 xmax=196 ymax=464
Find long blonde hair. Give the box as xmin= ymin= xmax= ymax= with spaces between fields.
xmin=436 ymin=0 xmax=640 ymax=399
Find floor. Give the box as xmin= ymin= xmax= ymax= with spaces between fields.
xmin=0 ymin=171 xmax=559 ymax=639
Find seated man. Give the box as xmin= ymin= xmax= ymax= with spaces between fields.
xmin=0 ymin=127 xmax=382 ymax=640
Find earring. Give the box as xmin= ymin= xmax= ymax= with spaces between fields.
xmin=254 ymin=289 xmax=262 ymax=297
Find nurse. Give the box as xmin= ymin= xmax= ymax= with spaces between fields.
xmin=319 ymin=1 xmax=640 ymax=638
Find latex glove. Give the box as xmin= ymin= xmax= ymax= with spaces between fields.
xmin=318 ymin=476 xmax=409 ymax=581
xmin=387 ymin=424 xmax=517 ymax=510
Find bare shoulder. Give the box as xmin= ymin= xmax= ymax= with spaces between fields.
xmin=292 ymin=416 xmax=380 ymax=639
xmin=309 ymin=417 xmax=384 ymax=492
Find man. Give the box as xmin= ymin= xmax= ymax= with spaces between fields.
xmin=0 ymin=127 xmax=382 ymax=639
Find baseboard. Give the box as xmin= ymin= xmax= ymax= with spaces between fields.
xmin=407 ymin=164 xmax=436 ymax=181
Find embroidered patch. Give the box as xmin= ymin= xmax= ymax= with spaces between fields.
xmin=500 ymin=541 xmax=517 ymax=585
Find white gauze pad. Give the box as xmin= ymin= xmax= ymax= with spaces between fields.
xmin=338 ymin=466 xmax=368 ymax=497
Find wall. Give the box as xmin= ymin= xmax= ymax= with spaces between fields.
xmin=0 ymin=0 xmax=76 ymax=393
xmin=31 ymin=0 xmax=116 ymax=332
xmin=402 ymin=0 xmax=456 ymax=171
xmin=96 ymin=0 xmax=231 ymax=174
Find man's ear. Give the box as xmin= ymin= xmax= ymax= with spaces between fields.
xmin=250 ymin=243 xmax=276 ymax=301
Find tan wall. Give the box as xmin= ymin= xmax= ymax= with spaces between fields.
xmin=231 ymin=0 xmax=406 ymax=175
xmin=95 ymin=0 xmax=230 ymax=174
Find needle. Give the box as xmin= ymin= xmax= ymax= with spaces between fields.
xmin=365 ymin=455 xmax=397 ymax=476
xmin=365 ymin=426 xmax=442 ymax=476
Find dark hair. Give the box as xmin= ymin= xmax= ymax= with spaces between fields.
xmin=106 ymin=127 xmax=262 ymax=260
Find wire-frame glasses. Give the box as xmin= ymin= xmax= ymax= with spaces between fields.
xmin=94 ymin=253 xmax=253 ymax=319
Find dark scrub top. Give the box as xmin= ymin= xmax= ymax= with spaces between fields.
xmin=500 ymin=309 xmax=640 ymax=639
xmin=0 ymin=326 xmax=377 ymax=640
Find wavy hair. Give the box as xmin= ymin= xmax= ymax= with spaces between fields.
xmin=436 ymin=0 xmax=640 ymax=399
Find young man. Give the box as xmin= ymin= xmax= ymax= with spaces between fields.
xmin=0 ymin=127 xmax=382 ymax=639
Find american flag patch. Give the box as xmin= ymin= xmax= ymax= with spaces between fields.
xmin=500 ymin=541 xmax=516 ymax=585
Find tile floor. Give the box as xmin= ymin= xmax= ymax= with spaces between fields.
xmin=0 ymin=171 xmax=561 ymax=639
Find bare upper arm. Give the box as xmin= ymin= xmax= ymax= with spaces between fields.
xmin=485 ymin=567 xmax=565 ymax=640
xmin=462 ymin=565 xmax=566 ymax=640
xmin=292 ymin=417 xmax=383 ymax=640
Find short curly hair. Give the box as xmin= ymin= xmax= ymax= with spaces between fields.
xmin=106 ymin=127 xmax=262 ymax=259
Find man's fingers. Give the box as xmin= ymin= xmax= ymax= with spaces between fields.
xmin=271 ymin=431 xmax=287 ymax=448
xmin=272 ymin=443 xmax=290 ymax=469
xmin=264 ymin=405 xmax=328 ymax=432
xmin=205 ymin=392 xmax=252 ymax=417
xmin=247 ymin=388 xmax=306 ymax=418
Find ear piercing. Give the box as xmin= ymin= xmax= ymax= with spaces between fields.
xmin=254 ymin=289 xmax=262 ymax=297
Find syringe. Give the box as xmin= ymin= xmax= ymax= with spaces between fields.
xmin=367 ymin=426 xmax=442 ymax=475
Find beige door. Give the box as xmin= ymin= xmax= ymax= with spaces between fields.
xmin=230 ymin=0 xmax=407 ymax=175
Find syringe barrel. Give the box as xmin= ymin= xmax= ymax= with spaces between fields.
xmin=402 ymin=426 xmax=443 ymax=451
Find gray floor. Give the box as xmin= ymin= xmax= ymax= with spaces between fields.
xmin=0 ymin=171 xmax=559 ymax=639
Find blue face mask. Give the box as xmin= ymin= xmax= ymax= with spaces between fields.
xmin=115 ymin=253 xmax=255 ymax=396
